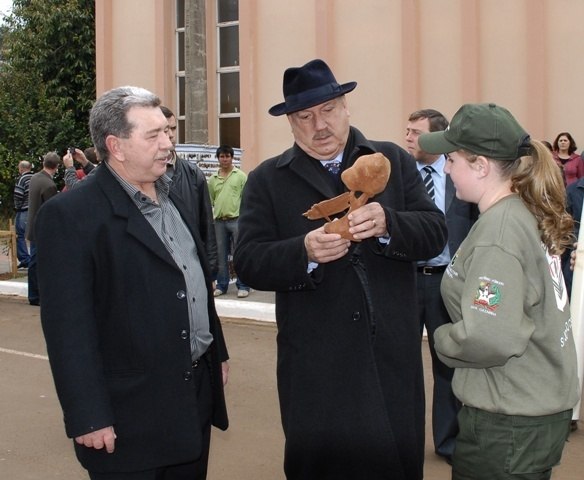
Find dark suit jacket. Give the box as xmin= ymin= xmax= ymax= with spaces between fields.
xmin=444 ymin=174 xmax=479 ymax=255
xmin=563 ymin=177 xmax=584 ymax=293
xmin=26 ymin=170 xmax=57 ymax=242
xmin=234 ymin=127 xmax=447 ymax=480
xmin=169 ymin=157 xmax=218 ymax=276
xmin=36 ymin=165 xmax=228 ymax=473
xmin=566 ymin=177 xmax=584 ymax=235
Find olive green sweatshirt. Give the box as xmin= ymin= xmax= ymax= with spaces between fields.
xmin=436 ymin=194 xmax=579 ymax=416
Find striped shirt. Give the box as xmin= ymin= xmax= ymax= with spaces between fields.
xmin=13 ymin=171 xmax=33 ymax=211
xmin=105 ymin=162 xmax=212 ymax=360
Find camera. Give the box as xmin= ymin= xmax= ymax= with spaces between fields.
xmin=68 ymin=146 xmax=76 ymax=156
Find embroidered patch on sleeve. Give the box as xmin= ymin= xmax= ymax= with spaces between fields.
xmin=473 ymin=280 xmax=501 ymax=312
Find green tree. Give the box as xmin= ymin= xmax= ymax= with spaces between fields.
xmin=0 ymin=0 xmax=95 ymax=216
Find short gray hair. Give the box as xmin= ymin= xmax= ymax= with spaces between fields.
xmin=89 ymin=86 xmax=161 ymax=163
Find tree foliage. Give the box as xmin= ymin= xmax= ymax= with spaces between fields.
xmin=0 ymin=0 xmax=95 ymax=216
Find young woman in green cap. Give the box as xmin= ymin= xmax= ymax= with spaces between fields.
xmin=419 ymin=103 xmax=579 ymax=480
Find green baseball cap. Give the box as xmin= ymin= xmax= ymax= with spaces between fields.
xmin=418 ymin=103 xmax=531 ymax=161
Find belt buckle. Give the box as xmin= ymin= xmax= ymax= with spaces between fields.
xmin=422 ymin=266 xmax=433 ymax=275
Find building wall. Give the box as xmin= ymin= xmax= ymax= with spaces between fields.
xmin=95 ymin=0 xmax=175 ymax=105
xmin=96 ymin=0 xmax=584 ymax=171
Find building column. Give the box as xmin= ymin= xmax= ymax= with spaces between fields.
xmin=185 ymin=0 xmax=209 ymax=144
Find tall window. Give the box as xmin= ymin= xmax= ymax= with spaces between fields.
xmin=175 ymin=0 xmax=186 ymax=143
xmin=217 ymin=0 xmax=240 ymax=147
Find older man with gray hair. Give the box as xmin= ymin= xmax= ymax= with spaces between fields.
xmin=13 ymin=160 xmax=33 ymax=269
xmin=36 ymin=86 xmax=229 ymax=480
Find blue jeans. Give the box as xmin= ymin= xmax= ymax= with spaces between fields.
xmin=214 ymin=218 xmax=248 ymax=293
xmin=15 ymin=211 xmax=30 ymax=265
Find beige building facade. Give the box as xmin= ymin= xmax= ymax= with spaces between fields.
xmin=96 ymin=0 xmax=584 ymax=171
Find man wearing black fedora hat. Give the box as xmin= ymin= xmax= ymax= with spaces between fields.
xmin=234 ymin=59 xmax=447 ymax=480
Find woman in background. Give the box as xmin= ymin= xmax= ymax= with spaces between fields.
xmin=552 ymin=131 xmax=584 ymax=186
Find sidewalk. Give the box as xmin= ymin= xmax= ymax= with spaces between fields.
xmin=0 ymin=240 xmax=275 ymax=322
xmin=0 ymin=273 xmax=277 ymax=323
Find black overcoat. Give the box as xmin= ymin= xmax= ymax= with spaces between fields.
xmin=234 ymin=127 xmax=447 ymax=479
xmin=36 ymin=165 xmax=228 ymax=473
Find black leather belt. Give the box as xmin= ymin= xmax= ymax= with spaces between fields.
xmin=216 ymin=216 xmax=238 ymax=221
xmin=417 ymin=265 xmax=447 ymax=275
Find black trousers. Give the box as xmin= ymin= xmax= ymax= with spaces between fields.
xmin=416 ymin=270 xmax=461 ymax=458
xmin=88 ymin=357 xmax=213 ymax=480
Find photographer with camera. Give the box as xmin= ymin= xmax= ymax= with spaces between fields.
xmin=63 ymin=146 xmax=97 ymax=190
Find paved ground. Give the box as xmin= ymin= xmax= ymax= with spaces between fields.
xmin=0 ymin=269 xmax=278 ymax=323
xmin=1 ymin=294 xmax=583 ymax=479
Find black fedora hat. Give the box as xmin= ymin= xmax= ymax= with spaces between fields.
xmin=269 ymin=59 xmax=357 ymax=116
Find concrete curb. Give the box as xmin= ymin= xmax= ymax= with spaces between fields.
xmin=0 ymin=280 xmax=276 ymax=323
xmin=216 ymin=299 xmax=275 ymax=323
xmin=0 ymin=280 xmax=27 ymax=297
